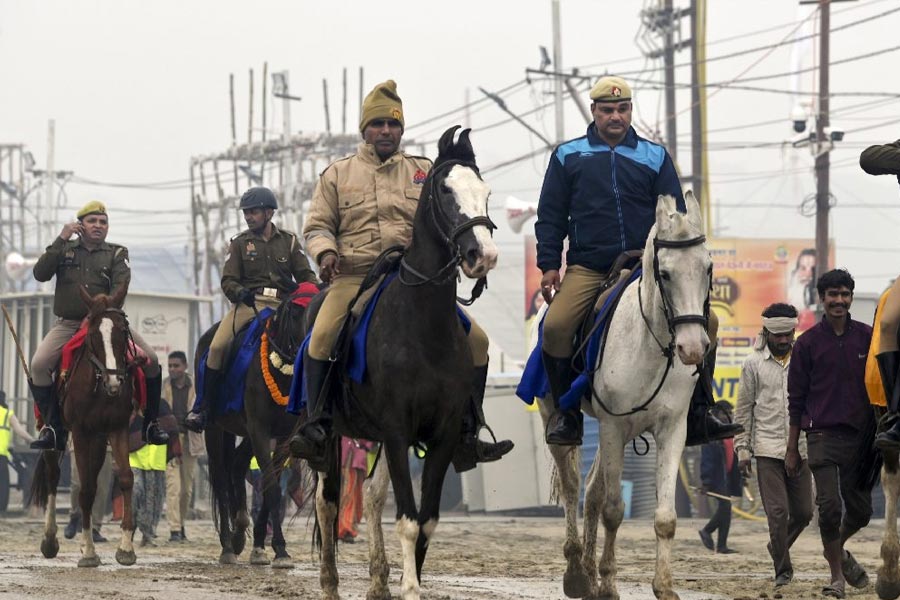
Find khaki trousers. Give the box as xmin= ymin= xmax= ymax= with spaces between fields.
xmin=207 ymin=296 xmax=281 ymax=370
xmin=165 ymin=436 xmax=198 ymax=532
xmin=756 ymin=456 xmax=813 ymax=578
xmin=542 ymin=264 xmax=719 ymax=358
xmin=308 ymin=275 xmax=489 ymax=367
xmin=32 ymin=318 xmax=160 ymax=387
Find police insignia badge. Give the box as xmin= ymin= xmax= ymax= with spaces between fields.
xmin=391 ymin=108 xmax=402 ymax=120
xmin=611 ymin=86 xmax=621 ymax=97
xmin=246 ymin=241 xmax=256 ymax=253
xmin=413 ymin=169 xmax=427 ymax=184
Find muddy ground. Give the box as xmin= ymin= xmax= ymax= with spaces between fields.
xmin=0 ymin=507 xmax=897 ymax=599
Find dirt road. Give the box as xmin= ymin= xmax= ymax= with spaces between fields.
xmin=0 ymin=512 xmax=893 ymax=599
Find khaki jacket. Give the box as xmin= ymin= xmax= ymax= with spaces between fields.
xmin=304 ymin=142 xmax=432 ymax=275
xmin=221 ymin=225 xmax=316 ymax=303
xmin=734 ymin=346 xmax=807 ymax=462
xmin=163 ymin=376 xmax=204 ymax=457
xmin=33 ymin=237 xmax=130 ymax=320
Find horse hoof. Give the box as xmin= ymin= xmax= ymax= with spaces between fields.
xmin=249 ymin=548 xmax=270 ymax=566
xmin=40 ymin=536 xmax=59 ymax=559
xmin=877 ymin=575 xmax=900 ymax=600
xmin=271 ymin=556 xmax=294 ymax=569
xmin=116 ymin=549 xmax=137 ymax=566
xmin=652 ymin=591 xmax=679 ymax=600
xmin=564 ymin=569 xmax=591 ymax=598
xmin=77 ymin=555 xmax=101 ymax=568
xmin=366 ymin=589 xmax=391 ymax=600
xmin=219 ymin=551 xmax=237 ymax=565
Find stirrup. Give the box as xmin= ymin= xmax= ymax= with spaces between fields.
xmin=183 ymin=411 xmax=205 ymax=433
xmin=30 ymin=426 xmax=60 ymax=450
xmin=144 ymin=421 xmax=170 ymax=445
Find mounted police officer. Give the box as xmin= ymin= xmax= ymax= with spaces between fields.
xmin=183 ymin=186 xmax=317 ymax=432
xmin=536 ymin=75 xmax=741 ymax=447
xmin=289 ymin=80 xmax=513 ymax=472
xmin=29 ymin=200 xmax=168 ymax=450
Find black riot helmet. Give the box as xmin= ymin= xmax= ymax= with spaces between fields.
xmin=239 ymin=187 xmax=278 ymax=211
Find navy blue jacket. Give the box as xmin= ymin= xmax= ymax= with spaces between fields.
xmin=701 ymin=439 xmax=742 ymax=496
xmin=787 ymin=315 xmax=873 ymax=434
xmin=535 ymin=124 xmax=684 ymax=274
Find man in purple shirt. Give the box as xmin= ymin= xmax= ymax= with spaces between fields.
xmin=785 ymin=269 xmax=874 ymax=598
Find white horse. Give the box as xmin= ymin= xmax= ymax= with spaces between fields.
xmin=536 ymin=192 xmax=711 ymax=600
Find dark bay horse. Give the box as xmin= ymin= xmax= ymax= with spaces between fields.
xmin=30 ymin=284 xmax=140 ymax=567
xmin=197 ymin=288 xmax=311 ymax=566
xmin=306 ymin=126 xmax=498 ymax=600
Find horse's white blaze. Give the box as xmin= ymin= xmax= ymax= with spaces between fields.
xmin=396 ymin=516 xmax=420 ymax=600
xmin=446 ymin=166 xmax=498 ymax=277
xmin=99 ymin=318 xmax=119 ymax=392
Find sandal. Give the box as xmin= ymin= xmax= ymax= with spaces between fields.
xmin=822 ymin=581 xmax=845 ymax=599
xmin=841 ymin=550 xmax=870 ymax=589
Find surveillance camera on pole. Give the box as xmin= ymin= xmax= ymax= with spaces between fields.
xmin=824 ymin=125 xmax=844 ymax=142
xmin=790 ymin=103 xmax=808 ymax=134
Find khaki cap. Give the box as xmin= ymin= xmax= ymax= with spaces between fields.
xmin=359 ymin=79 xmax=404 ymax=133
xmin=76 ymin=200 xmax=107 ymax=219
xmin=589 ymin=76 xmax=632 ymax=102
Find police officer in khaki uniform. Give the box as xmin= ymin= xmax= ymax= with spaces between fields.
xmin=184 ymin=187 xmax=317 ymax=432
xmin=289 ymin=80 xmax=513 ymax=471
xmin=859 ymin=140 xmax=900 ymax=447
xmin=29 ymin=201 xmax=168 ymax=449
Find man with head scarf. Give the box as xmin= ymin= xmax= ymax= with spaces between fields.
xmin=734 ymin=303 xmax=812 ymax=587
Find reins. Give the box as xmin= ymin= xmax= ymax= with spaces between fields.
xmin=82 ymin=307 xmax=140 ymax=397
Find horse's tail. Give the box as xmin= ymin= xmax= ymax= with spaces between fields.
xmin=205 ymin=425 xmax=236 ymax=535
xmin=549 ymin=445 xmax=581 ymax=505
xmin=27 ymin=451 xmax=59 ymax=510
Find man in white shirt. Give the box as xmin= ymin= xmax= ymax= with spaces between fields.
xmin=734 ymin=303 xmax=813 ymax=588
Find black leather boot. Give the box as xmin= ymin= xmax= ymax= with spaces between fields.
xmin=29 ymin=380 xmax=65 ymax=451
xmin=543 ymin=352 xmax=582 ymax=446
xmin=875 ymin=351 xmax=900 ymax=450
xmin=288 ymin=353 xmax=334 ymax=469
xmin=685 ymin=348 xmax=743 ymax=447
xmin=142 ymin=373 xmax=169 ymax=445
xmin=452 ymin=364 xmax=515 ymax=473
xmin=184 ymin=367 xmax=222 ymax=433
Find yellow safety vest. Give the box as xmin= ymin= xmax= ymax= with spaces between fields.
xmin=129 ymin=442 xmax=167 ymax=471
xmin=0 ymin=406 xmax=11 ymax=459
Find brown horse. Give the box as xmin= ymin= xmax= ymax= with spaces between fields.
xmin=29 ymin=284 xmax=142 ymax=567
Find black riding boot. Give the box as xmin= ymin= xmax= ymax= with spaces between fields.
xmin=183 ymin=367 xmax=222 ymax=433
xmin=452 ymin=364 xmax=516 ymax=473
xmin=685 ymin=348 xmax=743 ymax=447
xmin=875 ymin=351 xmax=900 ymax=450
xmin=29 ymin=381 xmax=65 ymax=451
xmin=288 ymin=354 xmax=333 ymax=469
xmin=543 ymin=352 xmax=582 ymax=446
xmin=142 ymin=373 xmax=169 ymax=445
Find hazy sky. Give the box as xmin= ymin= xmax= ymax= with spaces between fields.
xmin=2 ymin=0 xmax=900 ymax=356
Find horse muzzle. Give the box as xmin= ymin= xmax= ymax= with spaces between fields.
xmin=674 ymin=327 xmax=709 ymax=366
xmin=460 ymin=238 xmax=498 ymax=279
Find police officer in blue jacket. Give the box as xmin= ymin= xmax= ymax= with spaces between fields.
xmin=536 ymin=75 xmax=741 ymax=446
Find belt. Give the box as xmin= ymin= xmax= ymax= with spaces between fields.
xmin=250 ymin=287 xmax=285 ymax=300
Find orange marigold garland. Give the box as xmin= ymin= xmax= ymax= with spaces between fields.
xmin=259 ymin=332 xmax=290 ymax=406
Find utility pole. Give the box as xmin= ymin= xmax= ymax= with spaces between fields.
xmin=663 ymin=0 xmax=677 ymax=161
xmin=690 ymin=0 xmax=711 ymax=234
xmin=814 ymin=0 xmax=831 ymax=274
xmin=42 ymin=119 xmax=55 ymax=251
xmin=280 ymin=72 xmax=294 ymax=213
xmin=551 ymin=0 xmax=564 ymax=142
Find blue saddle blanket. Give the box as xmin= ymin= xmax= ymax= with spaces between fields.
xmin=515 ymin=267 xmax=641 ymax=411
xmin=287 ymin=272 xmax=471 ymax=414
xmin=193 ymin=307 xmax=274 ymax=415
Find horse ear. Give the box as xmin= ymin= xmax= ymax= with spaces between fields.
xmin=110 ymin=283 xmax=128 ymax=308
xmin=437 ymin=125 xmax=462 ymax=158
xmin=78 ymin=285 xmax=93 ymax=309
xmin=655 ymin=194 xmax=677 ymax=224
xmin=457 ymin=128 xmax=475 ymax=160
xmin=684 ymin=190 xmax=703 ymax=232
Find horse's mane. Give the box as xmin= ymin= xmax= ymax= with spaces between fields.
xmin=433 ymin=125 xmax=476 ymax=169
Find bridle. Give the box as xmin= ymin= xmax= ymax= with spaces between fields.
xmin=639 ymin=234 xmax=711 ymax=360
xmin=592 ymin=233 xmax=711 ymax=418
xmin=84 ymin=307 xmax=140 ymax=397
xmin=398 ymin=159 xmax=496 ymax=305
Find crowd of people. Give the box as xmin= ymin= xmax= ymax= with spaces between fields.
xmin=0 ymin=72 xmax=899 ymax=599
